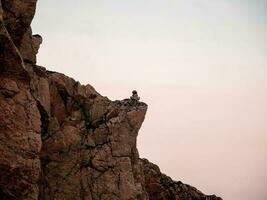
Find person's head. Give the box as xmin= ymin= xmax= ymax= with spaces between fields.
xmin=132 ymin=90 xmax=137 ymax=95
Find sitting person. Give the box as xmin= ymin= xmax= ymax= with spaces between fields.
xmin=130 ymin=90 xmax=140 ymax=101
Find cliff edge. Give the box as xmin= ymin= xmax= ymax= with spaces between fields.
xmin=0 ymin=1 xmax=222 ymax=200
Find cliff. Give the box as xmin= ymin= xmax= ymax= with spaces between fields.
xmin=0 ymin=1 xmax=222 ymax=200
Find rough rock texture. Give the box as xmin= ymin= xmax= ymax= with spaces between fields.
xmin=0 ymin=1 xmax=41 ymax=199
xmin=141 ymin=159 xmax=222 ymax=200
xmin=0 ymin=1 xmax=222 ymax=200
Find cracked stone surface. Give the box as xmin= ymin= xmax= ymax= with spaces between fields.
xmin=0 ymin=1 xmax=222 ymax=200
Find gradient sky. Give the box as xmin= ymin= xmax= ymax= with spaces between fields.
xmin=32 ymin=1 xmax=267 ymax=199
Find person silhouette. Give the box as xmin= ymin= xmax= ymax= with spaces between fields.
xmin=130 ymin=90 xmax=140 ymax=101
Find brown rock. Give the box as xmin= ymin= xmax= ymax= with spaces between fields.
xmin=19 ymin=29 xmax=42 ymax=64
xmin=0 ymin=78 xmax=19 ymax=97
xmin=0 ymin=13 xmax=29 ymax=80
xmin=2 ymin=0 xmax=37 ymax=47
xmin=0 ymin=80 xmax=41 ymax=200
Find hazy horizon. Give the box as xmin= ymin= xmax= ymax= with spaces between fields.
xmin=32 ymin=1 xmax=267 ymax=199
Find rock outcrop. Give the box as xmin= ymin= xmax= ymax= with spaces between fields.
xmin=0 ymin=0 xmax=222 ymax=200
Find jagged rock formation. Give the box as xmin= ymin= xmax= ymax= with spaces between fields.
xmin=0 ymin=1 xmax=222 ymax=200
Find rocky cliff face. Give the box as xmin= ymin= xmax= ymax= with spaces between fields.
xmin=0 ymin=1 xmax=222 ymax=200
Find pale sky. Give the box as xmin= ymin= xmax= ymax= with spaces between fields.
xmin=32 ymin=1 xmax=267 ymax=200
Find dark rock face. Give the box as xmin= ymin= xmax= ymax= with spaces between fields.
xmin=141 ymin=159 xmax=222 ymax=200
xmin=0 ymin=0 xmax=222 ymax=199
xmin=0 ymin=1 xmax=41 ymax=199
xmin=37 ymin=75 xmax=148 ymax=200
